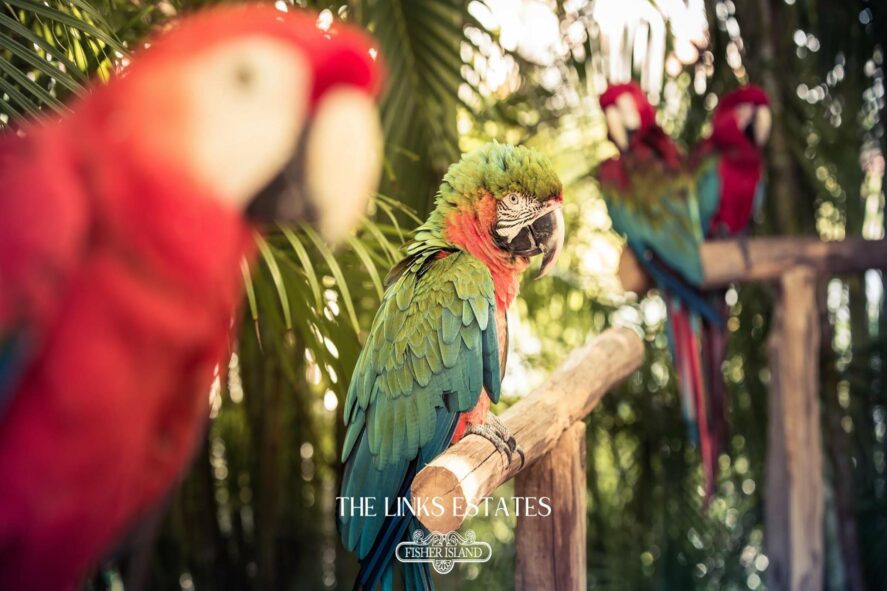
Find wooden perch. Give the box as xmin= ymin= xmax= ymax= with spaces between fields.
xmin=766 ymin=266 xmax=823 ymax=591
xmin=515 ymin=422 xmax=587 ymax=591
xmin=410 ymin=327 xmax=644 ymax=533
xmin=617 ymin=237 xmax=887 ymax=293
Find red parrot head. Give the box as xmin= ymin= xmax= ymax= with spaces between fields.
xmin=74 ymin=4 xmax=384 ymax=242
xmin=712 ymin=85 xmax=771 ymax=149
xmin=599 ymin=82 xmax=656 ymax=151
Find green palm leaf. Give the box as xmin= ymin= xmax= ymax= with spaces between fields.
xmin=0 ymin=0 xmax=123 ymax=121
xmin=360 ymin=0 xmax=472 ymax=217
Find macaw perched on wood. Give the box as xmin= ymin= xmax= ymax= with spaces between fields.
xmin=339 ymin=143 xmax=564 ymax=591
xmin=691 ymin=85 xmax=771 ymax=476
xmin=597 ymin=82 xmax=723 ymax=499
xmin=694 ymin=85 xmax=771 ymax=236
xmin=0 ymin=6 xmax=383 ymax=589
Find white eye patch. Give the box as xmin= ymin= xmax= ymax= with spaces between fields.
xmin=495 ymin=193 xmax=539 ymax=243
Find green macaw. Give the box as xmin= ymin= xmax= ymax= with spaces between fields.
xmin=339 ymin=143 xmax=564 ymax=590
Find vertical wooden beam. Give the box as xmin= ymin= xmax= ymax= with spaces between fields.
xmin=515 ymin=421 xmax=586 ymax=591
xmin=766 ymin=266 xmax=823 ymax=591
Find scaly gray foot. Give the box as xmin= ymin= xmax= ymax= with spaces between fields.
xmin=465 ymin=414 xmax=525 ymax=468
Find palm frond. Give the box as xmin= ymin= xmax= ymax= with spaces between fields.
xmin=0 ymin=0 xmax=123 ymax=122
xmin=245 ymin=195 xmax=417 ymax=396
xmin=360 ymin=0 xmax=470 ymax=217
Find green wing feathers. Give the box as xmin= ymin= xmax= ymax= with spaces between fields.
xmin=603 ymin=173 xmax=706 ymax=286
xmin=341 ymin=251 xmax=500 ymax=470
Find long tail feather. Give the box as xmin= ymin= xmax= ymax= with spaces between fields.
xmin=667 ymin=299 xmax=718 ymax=503
xmin=354 ymin=505 xmax=435 ymax=591
xmin=354 ymin=494 xmax=413 ymax=591
xmin=402 ymin=522 xmax=434 ymax=591
xmin=702 ymin=294 xmax=730 ymax=484
xmin=666 ymin=304 xmax=697 ymax=443
xmin=354 ymin=410 xmax=458 ymax=591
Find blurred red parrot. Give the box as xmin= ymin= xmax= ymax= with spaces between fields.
xmin=694 ymin=85 xmax=771 ymax=236
xmin=691 ymin=85 xmax=771 ymax=483
xmin=0 ymin=5 xmax=383 ymax=589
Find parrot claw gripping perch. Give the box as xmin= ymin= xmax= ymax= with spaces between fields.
xmin=465 ymin=413 xmax=526 ymax=468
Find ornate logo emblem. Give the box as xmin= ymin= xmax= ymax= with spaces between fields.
xmin=395 ymin=530 xmax=493 ymax=575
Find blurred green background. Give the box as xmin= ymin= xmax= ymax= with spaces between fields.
xmin=2 ymin=0 xmax=885 ymax=589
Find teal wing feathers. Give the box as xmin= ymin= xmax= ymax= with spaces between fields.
xmin=602 ymin=172 xmax=706 ymax=286
xmin=339 ymin=250 xmax=500 ymax=563
xmin=694 ymin=156 xmax=721 ymax=235
xmin=752 ymin=175 xmax=766 ymax=220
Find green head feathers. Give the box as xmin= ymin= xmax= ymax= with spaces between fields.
xmin=413 ymin=143 xmax=562 ymax=242
xmin=407 ymin=143 xmax=565 ymax=280
xmin=438 ymin=142 xmax=562 ymax=206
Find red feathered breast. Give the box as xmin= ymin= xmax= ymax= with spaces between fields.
xmin=0 ymin=134 xmax=253 ymax=590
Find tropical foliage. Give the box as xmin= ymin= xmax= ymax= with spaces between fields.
xmin=2 ymin=1 xmax=886 ymax=590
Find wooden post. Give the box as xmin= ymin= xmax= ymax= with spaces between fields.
xmin=766 ymin=266 xmax=823 ymax=591
xmin=515 ymin=421 xmax=586 ymax=591
xmin=617 ymin=243 xmax=652 ymax=294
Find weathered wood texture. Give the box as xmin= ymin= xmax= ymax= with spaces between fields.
xmin=514 ymin=422 xmax=587 ymax=591
xmin=765 ymin=266 xmax=824 ymax=591
xmin=410 ymin=327 xmax=644 ymax=532
xmin=617 ymin=237 xmax=887 ymax=293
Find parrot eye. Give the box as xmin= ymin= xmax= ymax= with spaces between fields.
xmin=508 ymin=194 xmax=520 ymax=206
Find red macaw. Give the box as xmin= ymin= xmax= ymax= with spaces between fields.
xmin=692 ymin=85 xmax=771 ymax=477
xmin=339 ymin=143 xmax=564 ymax=590
xmin=598 ymin=82 xmax=723 ymax=499
xmin=0 ymin=6 xmax=382 ymax=589
xmin=694 ymin=85 xmax=771 ymax=236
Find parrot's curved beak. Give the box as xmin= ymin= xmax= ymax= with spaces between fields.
xmin=532 ymin=206 xmax=565 ymax=279
xmin=496 ymin=200 xmax=565 ymax=278
xmin=752 ymin=106 xmax=772 ymax=147
xmin=246 ymin=88 xmax=383 ymax=243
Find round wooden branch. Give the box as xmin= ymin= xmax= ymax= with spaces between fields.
xmin=700 ymin=237 xmax=887 ymax=287
xmin=617 ymin=237 xmax=887 ymax=295
xmin=410 ymin=327 xmax=644 ymax=532
xmin=617 ymin=248 xmax=651 ymax=293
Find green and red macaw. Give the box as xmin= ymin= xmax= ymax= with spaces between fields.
xmin=0 ymin=6 xmax=382 ymax=589
xmin=691 ymin=85 xmax=771 ymax=476
xmin=694 ymin=85 xmax=771 ymax=237
xmin=597 ymin=82 xmax=723 ymax=499
xmin=339 ymin=143 xmax=564 ymax=590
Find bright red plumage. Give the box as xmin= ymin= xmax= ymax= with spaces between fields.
xmin=0 ymin=120 xmax=252 ymax=589
xmin=694 ymin=85 xmax=769 ymax=235
xmin=0 ymin=6 xmax=380 ymax=588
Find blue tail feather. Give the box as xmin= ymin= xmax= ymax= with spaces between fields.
xmin=353 ymin=409 xmax=458 ymax=590
xmin=632 ymin=241 xmax=723 ymax=327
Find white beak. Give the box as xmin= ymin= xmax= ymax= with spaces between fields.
xmin=753 ymin=105 xmax=772 ymax=147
